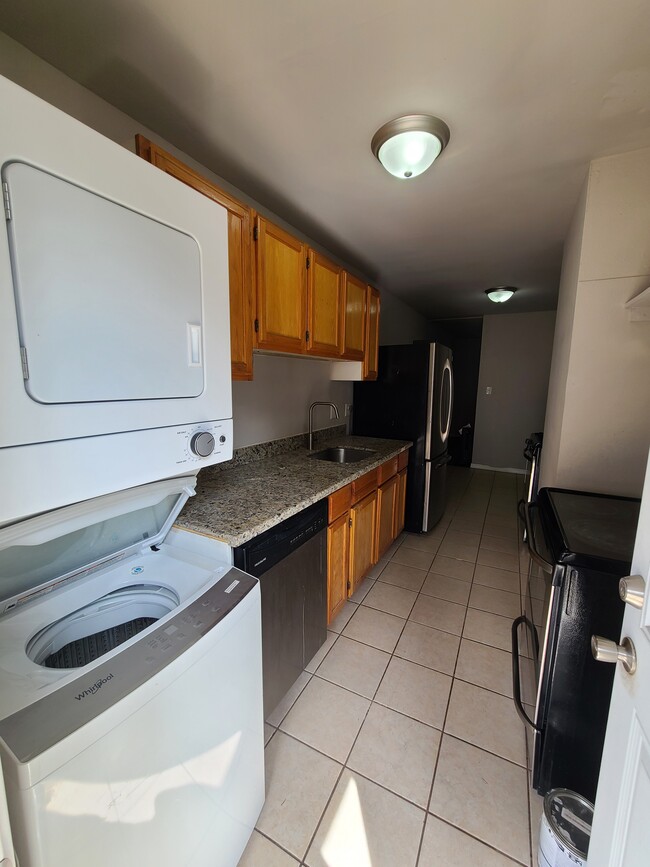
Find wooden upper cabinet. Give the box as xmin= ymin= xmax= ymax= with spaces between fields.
xmin=255 ymin=217 xmax=307 ymax=353
xmin=306 ymin=251 xmax=343 ymax=358
xmin=134 ymin=134 xmax=254 ymax=381
xmin=364 ymin=286 xmax=381 ymax=380
xmin=342 ymin=272 xmax=366 ymax=360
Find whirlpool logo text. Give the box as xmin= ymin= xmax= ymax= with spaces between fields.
xmin=75 ymin=673 xmax=115 ymax=701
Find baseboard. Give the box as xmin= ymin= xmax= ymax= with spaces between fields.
xmin=470 ymin=463 xmax=526 ymax=475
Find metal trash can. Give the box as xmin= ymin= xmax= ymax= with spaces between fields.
xmin=539 ymin=788 xmax=593 ymax=867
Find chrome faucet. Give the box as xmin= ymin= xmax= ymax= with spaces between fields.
xmin=309 ymin=401 xmax=340 ymax=451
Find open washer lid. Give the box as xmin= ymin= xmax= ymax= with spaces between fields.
xmin=0 ymin=474 xmax=197 ymax=615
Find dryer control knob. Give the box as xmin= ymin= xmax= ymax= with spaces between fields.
xmin=190 ymin=432 xmax=215 ymax=458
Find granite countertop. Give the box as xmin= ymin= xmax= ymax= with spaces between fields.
xmin=176 ymin=435 xmax=412 ymax=546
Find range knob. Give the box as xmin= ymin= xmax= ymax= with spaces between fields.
xmin=190 ymin=431 xmax=215 ymax=458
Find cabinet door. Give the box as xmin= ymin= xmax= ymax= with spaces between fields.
xmin=307 ymin=251 xmax=343 ymax=357
xmin=342 ymin=272 xmax=366 ymax=360
xmin=255 ymin=217 xmax=307 ymax=353
xmin=327 ymin=513 xmax=349 ymax=624
xmin=135 ymin=135 xmax=254 ymax=381
xmin=363 ymin=286 xmax=381 ymax=380
xmin=376 ymin=475 xmax=398 ymax=559
xmin=349 ymin=491 xmax=377 ymax=593
xmin=394 ymin=469 xmax=408 ymax=538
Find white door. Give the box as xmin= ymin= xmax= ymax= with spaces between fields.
xmin=589 ymin=452 xmax=650 ymax=866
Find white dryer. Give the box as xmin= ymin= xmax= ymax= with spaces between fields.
xmin=0 ymin=475 xmax=264 ymax=867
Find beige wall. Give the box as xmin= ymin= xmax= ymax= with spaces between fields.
xmin=379 ymin=290 xmax=432 ymax=345
xmin=232 ymin=354 xmax=352 ymax=447
xmin=472 ymin=312 xmax=556 ymax=471
xmin=540 ymin=178 xmax=588 ymax=487
xmin=540 ymin=147 xmax=650 ymax=497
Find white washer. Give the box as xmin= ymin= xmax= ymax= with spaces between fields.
xmin=0 ymin=475 xmax=264 ymax=867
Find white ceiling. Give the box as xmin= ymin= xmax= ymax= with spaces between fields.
xmin=2 ymin=0 xmax=650 ymax=318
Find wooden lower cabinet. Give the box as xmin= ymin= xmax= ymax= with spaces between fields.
xmin=349 ymin=491 xmax=377 ymax=595
xmin=394 ymin=468 xmax=408 ymax=537
xmin=327 ymin=512 xmax=349 ymax=623
xmin=326 ymin=451 xmax=409 ymax=623
xmin=376 ymin=474 xmax=398 ymax=560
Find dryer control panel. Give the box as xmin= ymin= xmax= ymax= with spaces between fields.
xmin=176 ymin=421 xmax=229 ymax=464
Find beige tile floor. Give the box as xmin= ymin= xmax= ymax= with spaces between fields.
xmin=238 ymin=467 xmax=544 ymax=867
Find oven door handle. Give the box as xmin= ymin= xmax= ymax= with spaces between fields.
xmin=511 ymin=616 xmax=542 ymax=732
xmin=524 ymin=502 xmax=553 ymax=576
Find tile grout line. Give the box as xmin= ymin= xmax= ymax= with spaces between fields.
xmin=294 ymin=527 xmax=426 ymax=865
xmin=421 ymin=472 xmax=529 ymax=866
xmin=415 ymin=467 xmax=496 ymax=866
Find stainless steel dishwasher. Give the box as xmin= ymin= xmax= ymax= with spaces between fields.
xmin=233 ymin=499 xmax=327 ymax=717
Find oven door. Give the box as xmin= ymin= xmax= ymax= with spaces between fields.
xmin=512 ymin=502 xmax=555 ymax=777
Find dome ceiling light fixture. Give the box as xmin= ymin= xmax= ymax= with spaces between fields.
xmin=371 ymin=114 xmax=450 ymax=180
xmin=485 ymin=286 xmax=517 ymax=303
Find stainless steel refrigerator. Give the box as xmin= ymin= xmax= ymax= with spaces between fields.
xmin=353 ymin=342 xmax=453 ymax=533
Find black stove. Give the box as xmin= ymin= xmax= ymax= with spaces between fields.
xmin=514 ymin=487 xmax=640 ymax=802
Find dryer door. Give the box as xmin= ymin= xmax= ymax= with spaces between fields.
xmin=5 ymin=162 xmax=204 ymax=405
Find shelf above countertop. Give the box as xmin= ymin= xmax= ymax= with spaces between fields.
xmin=175 ymin=435 xmax=412 ymax=547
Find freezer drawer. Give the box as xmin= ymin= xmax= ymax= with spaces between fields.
xmin=423 ymin=453 xmax=450 ymax=532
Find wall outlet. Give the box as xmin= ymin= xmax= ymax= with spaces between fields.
xmin=344 ymin=403 xmax=352 ymax=417
xmin=485 ymin=386 xmax=492 ymax=395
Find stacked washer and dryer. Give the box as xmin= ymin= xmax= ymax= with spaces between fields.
xmin=0 ymin=75 xmax=264 ymax=867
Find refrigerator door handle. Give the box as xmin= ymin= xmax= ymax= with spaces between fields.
xmin=424 ymin=343 xmax=436 ymax=461
xmin=439 ymin=357 xmax=453 ymax=446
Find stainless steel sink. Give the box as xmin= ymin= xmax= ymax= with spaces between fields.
xmin=310 ymin=447 xmax=376 ymax=464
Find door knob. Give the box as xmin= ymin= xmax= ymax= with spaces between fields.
xmin=591 ymin=635 xmax=637 ymax=674
xmin=619 ymin=574 xmax=645 ymax=609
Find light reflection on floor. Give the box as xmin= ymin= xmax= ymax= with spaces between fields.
xmin=320 ymin=776 xmax=372 ymax=867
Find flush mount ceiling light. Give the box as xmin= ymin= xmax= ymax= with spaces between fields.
xmin=371 ymin=114 xmax=450 ymax=179
xmin=485 ymin=286 xmax=517 ymax=303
